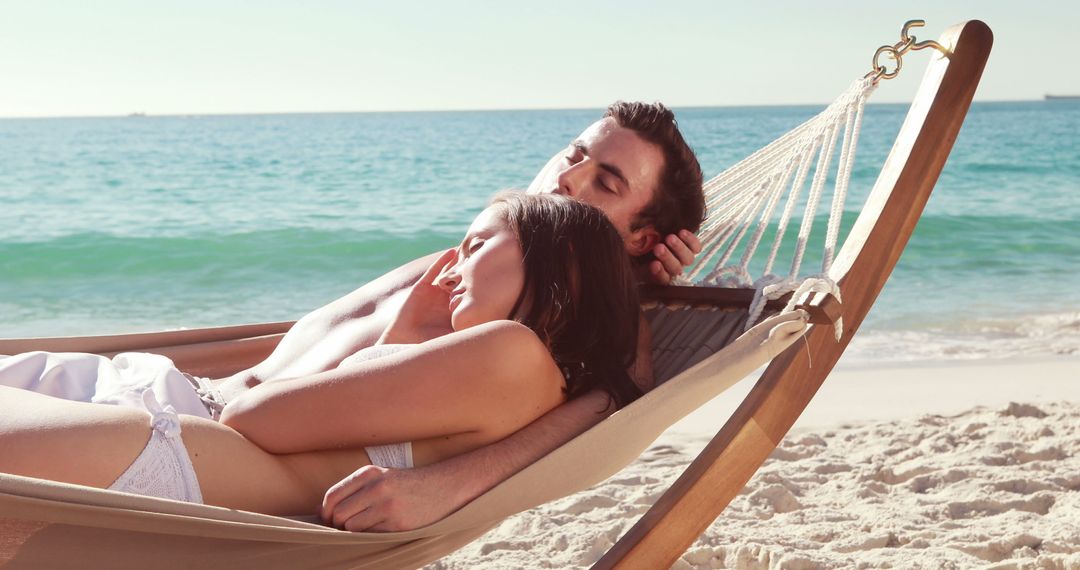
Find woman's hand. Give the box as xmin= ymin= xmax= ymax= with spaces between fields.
xmin=377 ymin=248 xmax=457 ymax=345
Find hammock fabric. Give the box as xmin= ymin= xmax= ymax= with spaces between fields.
xmin=0 ymin=20 xmax=993 ymax=570
xmin=0 ymin=312 xmax=808 ymax=569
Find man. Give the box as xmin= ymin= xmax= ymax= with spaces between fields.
xmin=527 ymin=101 xmax=706 ymax=286
xmin=221 ymin=101 xmax=706 ymax=531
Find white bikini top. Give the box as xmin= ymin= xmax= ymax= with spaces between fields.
xmin=339 ymin=343 xmax=412 ymax=367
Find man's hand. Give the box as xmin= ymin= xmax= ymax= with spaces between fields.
xmin=648 ymin=229 xmax=702 ymax=285
xmin=377 ymin=249 xmax=457 ymax=345
xmin=320 ymin=389 xmax=615 ymax=533
xmin=321 ymin=464 xmax=460 ymax=532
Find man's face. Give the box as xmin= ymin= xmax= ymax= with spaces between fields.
xmin=529 ymin=118 xmax=664 ymax=256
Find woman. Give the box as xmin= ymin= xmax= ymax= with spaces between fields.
xmin=0 ymin=193 xmax=643 ymax=517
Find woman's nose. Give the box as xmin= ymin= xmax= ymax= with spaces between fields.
xmin=436 ymin=268 xmax=460 ymax=291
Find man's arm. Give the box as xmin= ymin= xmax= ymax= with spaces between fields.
xmin=320 ymin=313 xmax=655 ymax=531
xmin=321 ymin=388 xmax=614 ymax=531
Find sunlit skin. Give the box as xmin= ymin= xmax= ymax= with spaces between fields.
xmin=528 ymin=118 xmax=663 ymax=254
xmin=99 ymin=114 xmax=703 ymax=531
xmin=436 ymin=207 xmax=525 ymax=332
xmin=284 ymin=119 xmax=704 ymax=531
xmin=527 ymin=118 xmax=701 ymax=281
xmin=0 ymin=206 xmax=564 ymax=517
xmin=0 ymin=111 xmax=703 ymax=533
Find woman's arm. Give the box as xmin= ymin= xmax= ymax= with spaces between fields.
xmin=219 ymin=320 xmax=564 ymax=454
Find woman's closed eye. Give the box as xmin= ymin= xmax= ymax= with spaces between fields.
xmin=464 ymin=238 xmax=484 ymax=255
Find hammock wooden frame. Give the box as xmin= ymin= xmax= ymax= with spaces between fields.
xmin=0 ymin=20 xmax=992 ymax=569
xmin=596 ymin=19 xmax=993 ymax=569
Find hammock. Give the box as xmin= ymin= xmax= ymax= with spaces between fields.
xmin=0 ymin=20 xmax=993 ymax=570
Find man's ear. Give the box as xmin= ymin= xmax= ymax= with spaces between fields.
xmin=625 ymin=226 xmax=660 ymax=258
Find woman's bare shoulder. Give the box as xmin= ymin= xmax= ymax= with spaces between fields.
xmin=432 ymin=320 xmax=548 ymax=361
xmin=456 ymin=319 xmax=543 ymax=344
xmin=421 ymin=320 xmax=562 ymax=392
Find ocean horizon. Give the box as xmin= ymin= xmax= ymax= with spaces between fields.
xmin=2 ymin=100 xmax=1077 ymax=363
xmin=0 ymin=97 xmax=1067 ymax=121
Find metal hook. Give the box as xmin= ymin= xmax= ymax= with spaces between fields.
xmin=902 ymin=20 xmax=949 ymax=55
xmin=900 ymin=20 xmax=924 ymax=45
xmin=865 ymin=19 xmax=950 ymax=84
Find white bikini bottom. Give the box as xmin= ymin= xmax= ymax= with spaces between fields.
xmin=107 ymin=390 xmax=204 ymax=503
xmin=3 ymin=349 xmax=411 ymax=498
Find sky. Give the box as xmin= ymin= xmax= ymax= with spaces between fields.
xmin=0 ymin=1 xmax=1075 ymax=118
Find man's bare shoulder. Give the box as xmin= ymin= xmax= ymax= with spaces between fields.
xmin=319 ymin=251 xmax=442 ymax=323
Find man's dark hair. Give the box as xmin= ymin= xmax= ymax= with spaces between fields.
xmin=604 ymin=101 xmax=705 ymax=238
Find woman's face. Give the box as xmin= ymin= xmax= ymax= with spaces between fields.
xmin=437 ymin=205 xmax=525 ymax=331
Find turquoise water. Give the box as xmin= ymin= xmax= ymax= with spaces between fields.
xmin=1 ymin=101 xmax=1077 ymax=361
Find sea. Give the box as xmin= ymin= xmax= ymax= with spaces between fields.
xmin=1 ymin=100 xmax=1078 ymax=363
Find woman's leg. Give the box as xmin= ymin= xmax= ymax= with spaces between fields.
xmin=0 ymin=386 xmax=151 ymax=488
xmin=0 ymin=386 xmax=361 ymax=516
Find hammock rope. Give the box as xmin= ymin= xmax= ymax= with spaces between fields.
xmin=684 ymin=77 xmax=877 ymax=338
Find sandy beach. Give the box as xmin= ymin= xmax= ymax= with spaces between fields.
xmin=430 ymin=356 xmax=1080 ymax=569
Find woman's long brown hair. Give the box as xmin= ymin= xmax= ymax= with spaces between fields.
xmin=492 ymin=192 xmax=643 ymax=409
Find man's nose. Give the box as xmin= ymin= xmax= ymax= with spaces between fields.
xmin=555 ymin=161 xmax=589 ymax=197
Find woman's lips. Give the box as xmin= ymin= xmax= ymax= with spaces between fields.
xmin=449 ymin=291 xmax=464 ymax=311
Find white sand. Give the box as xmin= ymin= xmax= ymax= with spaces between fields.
xmin=429 ymin=357 xmax=1080 ymax=569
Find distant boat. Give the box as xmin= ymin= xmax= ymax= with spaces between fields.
xmin=1045 ymin=94 xmax=1080 ymax=101
xmin=128 ymin=112 xmax=147 ymax=117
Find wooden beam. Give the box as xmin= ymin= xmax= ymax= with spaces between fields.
xmin=594 ymin=20 xmax=993 ymax=569
xmin=641 ymin=285 xmax=841 ymax=326
xmin=0 ymin=321 xmax=293 ymax=356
